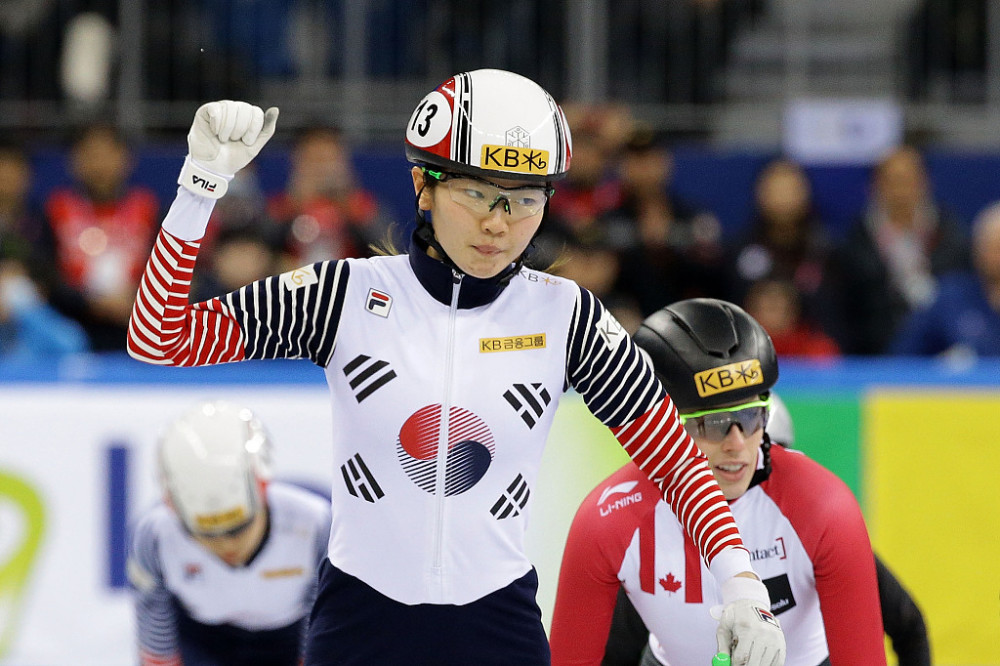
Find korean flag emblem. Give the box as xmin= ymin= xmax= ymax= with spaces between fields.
xmin=366 ymin=288 xmax=392 ymax=317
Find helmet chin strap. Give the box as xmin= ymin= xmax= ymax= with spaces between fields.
xmin=747 ymin=432 xmax=773 ymax=491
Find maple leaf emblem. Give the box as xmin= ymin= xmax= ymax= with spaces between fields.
xmin=659 ymin=572 xmax=682 ymax=594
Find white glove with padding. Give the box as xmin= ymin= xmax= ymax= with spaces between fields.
xmin=179 ymin=100 xmax=279 ymax=199
xmin=711 ymin=575 xmax=786 ymax=666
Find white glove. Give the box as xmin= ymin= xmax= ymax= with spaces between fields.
xmin=179 ymin=100 xmax=279 ymax=199
xmin=712 ymin=576 xmax=785 ymax=666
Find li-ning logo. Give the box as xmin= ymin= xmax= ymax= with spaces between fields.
xmin=190 ymin=174 xmax=216 ymax=192
xmin=366 ymin=288 xmax=392 ymax=317
xmin=597 ymin=480 xmax=642 ymax=516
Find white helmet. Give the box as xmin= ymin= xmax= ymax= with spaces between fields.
xmin=405 ymin=69 xmax=573 ymax=184
xmin=766 ymin=392 xmax=795 ymax=446
xmin=158 ymin=400 xmax=272 ymax=536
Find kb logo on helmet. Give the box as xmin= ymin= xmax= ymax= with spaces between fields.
xmin=694 ymin=359 xmax=764 ymax=397
xmin=480 ymin=144 xmax=549 ymax=175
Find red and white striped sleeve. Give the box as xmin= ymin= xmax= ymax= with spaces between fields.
xmin=566 ymin=287 xmax=752 ymax=580
xmin=128 ymin=189 xmax=348 ymax=368
xmin=139 ymin=651 xmax=182 ymax=666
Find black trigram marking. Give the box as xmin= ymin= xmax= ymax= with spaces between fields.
xmin=490 ymin=474 xmax=530 ymax=519
xmin=343 ymin=354 xmax=397 ymax=402
xmin=341 ymin=453 xmax=385 ymax=503
xmin=503 ymin=383 xmax=551 ymax=429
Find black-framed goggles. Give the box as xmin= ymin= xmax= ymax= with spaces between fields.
xmin=679 ymin=397 xmax=771 ymax=441
xmin=424 ymin=169 xmax=554 ymax=220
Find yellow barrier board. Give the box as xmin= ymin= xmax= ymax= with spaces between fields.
xmin=866 ymin=391 xmax=1000 ymax=666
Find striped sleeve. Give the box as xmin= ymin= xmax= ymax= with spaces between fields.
xmin=127 ymin=515 xmax=181 ymax=666
xmin=565 ymin=287 xmax=746 ymax=570
xmin=127 ymin=227 xmax=349 ymax=367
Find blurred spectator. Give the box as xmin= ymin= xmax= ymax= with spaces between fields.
xmin=546 ymin=121 xmax=623 ymax=238
xmin=0 ymin=137 xmax=87 ymax=357
xmin=197 ymin=166 xmax=270 ymax=253
xmin=602 ymin=126 xmax=727 ymax=315
xmin=268 ymin=125 xmax=392 ymax=267
xmin=190 ymin=221 xmax=283 ymax=303
xmin=731 ymin=157 xmax=834 ymax=331
xmin=744 ymin=278 xmax=839 ymax=359
xmin=0 ymin=138 xmax=49 ymax=275
xmin=43 ymin=123 xmax=159 ymax=351
xmin=540 ymin=224 xmax=643 ymax=335
xmin=891 ymin=200 xmax=1000 ymax=357
xmin=191 ymin=162 xmax=284 ymax=303
xmin=1 ymin=261 xmax=88 ymax=359
xmin=562 ymin=102 xmax=636 ymax=163
xmin=823 ymin=145 xmax=970 ymax=355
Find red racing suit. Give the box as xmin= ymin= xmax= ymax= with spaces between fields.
xmin=550 ymin=445 xmax=885 ymax=666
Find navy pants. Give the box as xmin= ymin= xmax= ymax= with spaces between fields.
xmin=304 ymin=560 xmax=551 ymax=665
xmin=175 ymin=599 xmax=303 ymax=666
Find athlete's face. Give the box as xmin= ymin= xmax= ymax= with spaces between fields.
xmin=688 ymin=417 xmax=763 ymax=501
xmin=192 ymin=509 xmax=268 ymax=567
xmin=411 ymin=167 xmax=545 ymax=279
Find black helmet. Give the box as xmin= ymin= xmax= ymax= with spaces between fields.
xmin=633 ymin=298 xmax=778 ymax=412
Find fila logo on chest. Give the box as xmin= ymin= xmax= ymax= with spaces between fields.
xmin=366 ymin=288 xmax=392 ymax=317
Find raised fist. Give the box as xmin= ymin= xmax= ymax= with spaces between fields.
xmin=180 ymin=100 xmax=279 ymax=199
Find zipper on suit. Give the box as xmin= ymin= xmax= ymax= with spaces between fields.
xmin=430 ymin=269 xmax=462 ymax=599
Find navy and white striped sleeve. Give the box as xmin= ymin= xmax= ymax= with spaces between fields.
xmin=565 ymin=287 xmax=664 ymax=425
xmin=127 ymin=513 xmax=180 ymax=664
xmin=566 ymin=287 xmax=749 ymax=574
xmin=224 ymin=260 xmax=350 ymax=367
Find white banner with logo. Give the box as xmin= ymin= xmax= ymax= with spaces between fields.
xmin=0 ymin=384 xmax=627 ymax=665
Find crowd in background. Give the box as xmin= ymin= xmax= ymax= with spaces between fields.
xmin=0 ymin=122 xmax=394 ymax=357
xmin=532 ymin=104 xmax=1000 ymax=360
xmin=3 ymin=100 xmax=1000 ymax=362
xmin=0 ymin=0 xmax=997 ymax=362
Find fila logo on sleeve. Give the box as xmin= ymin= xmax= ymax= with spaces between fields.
xmin=191 ymin=175 xmax=216 ymax=192
xmin=366 ymin=288 xmax=392 ymax=317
